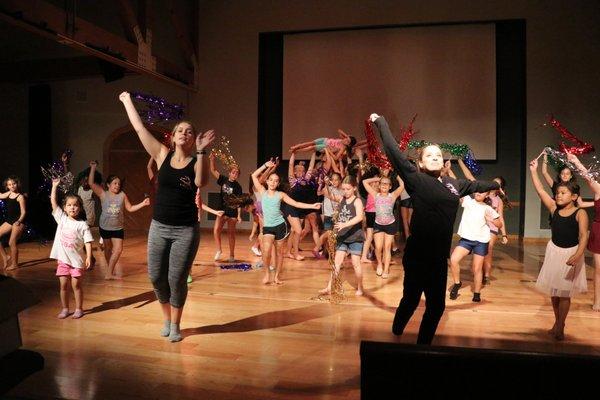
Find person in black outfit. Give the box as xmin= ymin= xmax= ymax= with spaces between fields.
xmin=371 ymin=114 xmax=500 ymax=344
xmin=209 ymin=154 xmax=243 ymax=262
xmin=0 ymin=176 xmax=27 ymax=271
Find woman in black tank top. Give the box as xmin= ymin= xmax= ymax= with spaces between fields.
xmin=0 ymin=175 xmax=27 ymax=271
xmin=120 ymin=91 xmax=215 ymax=342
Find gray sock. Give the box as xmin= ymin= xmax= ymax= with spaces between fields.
xmin=169 ymin=323 xmax=182 ymax=342
xmin=160 ymin=320 xmax=170 ymax=337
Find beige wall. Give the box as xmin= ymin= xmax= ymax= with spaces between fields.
xmin=193 ymin=0 xmax=600 ymax=236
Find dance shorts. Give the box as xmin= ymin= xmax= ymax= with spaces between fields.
xmin=56 ymin=261 xmax=84 ymax=278
xmin=373 ymin=222 xmax=398 ymax=235
xmin=457 ymin=238 xmax=489 ymax=257
xmin=314 ymin=137 xmax=327 ymax=151
xmin=399 ymin=198 xmax=413 ymax=208
xmin=99 ymin=228 xmax=124 ymax=239
xmin=365 ymin=211 xmax=375 ymax=229
xmin=336 ymin=241 xmax=363 ymax=256
xmin=222 ymin=207 xmax=238 ymax=219
xmin=263 ymin=222 xmax=289 ymax=241
xmin=323 ymin=216 xmax=334 ymax=231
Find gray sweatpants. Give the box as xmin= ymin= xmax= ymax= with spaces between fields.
xmin=147 ymin=219 xmax=200 ymax=308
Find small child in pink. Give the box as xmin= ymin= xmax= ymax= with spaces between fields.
xmin=289 ymin=129 xmax=356 ymax=154
xmin=50 ymin=178 xmax=93 ymax=319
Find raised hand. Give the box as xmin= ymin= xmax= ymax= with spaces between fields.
xmin=369 ymin=113 xmax=380 ymax=122
xmin=118 ymin=91 xmax=131 ymax=103
xmin=529 ymin=158 xmax=538 ymax=171
xmin=264 ymin=158 xmax=276 ymax=169
xmin=142 ymin=198 xmax=151 ymax=206
xmin=51 ymin=178 xmax=61 ymax=187
xmin=89 ymin=160 xmax=98 ymax=168
xmin=197 ymin=129 xmax=215 ymax=150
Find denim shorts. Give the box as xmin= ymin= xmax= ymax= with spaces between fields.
xmin=457 ymin=238 xmax=489 ymax=257
xmin=336 ymin=241 xmax=363 ymax=256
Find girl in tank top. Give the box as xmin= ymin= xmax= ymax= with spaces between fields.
xmin=251 ymin=158 xmax=321 ymax=285
xmin=530 ymin=156 xmax=588 ymax=340
xmin=0 ymin=176 xmax=27 ymax=271
xmin=362 ymin=175 xmax=404 ymax=278
xmin=567 ymin=153 xmax=600 ymax=311
xmin=88 ymin=161 xmax=150 ymax=280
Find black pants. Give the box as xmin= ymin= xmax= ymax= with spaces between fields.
xmin=392 ymin=253 xmax=448 ymax=345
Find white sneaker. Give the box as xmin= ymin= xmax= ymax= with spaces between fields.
xmin=214 ymin=250 xmax=222 ymax=261
xmin=251 ymin=246 xmax=262 ymax=256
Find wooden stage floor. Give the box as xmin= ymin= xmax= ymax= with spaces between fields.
xmin=5 ymin=231 xmax=600 ymax=399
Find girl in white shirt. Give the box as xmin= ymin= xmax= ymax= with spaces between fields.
xmin=448 ymin=192 xmax=502 ymax=302
xmin=50 ymin=178 xmax=94 ymax=319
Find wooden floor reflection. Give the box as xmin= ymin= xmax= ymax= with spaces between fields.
xmin=6 ymin=232 xmax=600 ymax=399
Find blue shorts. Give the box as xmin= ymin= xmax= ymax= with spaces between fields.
xmin=314 ymin=137 xmax=327 ymax=151
xmin=457 ymin=238 xmax=489 ymax=257
xmin=323 ymin=216 xmax=333 ymax=231
xmin=336 ymin=241 xmax=363 ymax=256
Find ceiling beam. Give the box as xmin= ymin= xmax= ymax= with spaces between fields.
xmin=0 ymin=0 xmax=195 ymax=90
xmin=0 ymin=56 xmax=105 ymax=83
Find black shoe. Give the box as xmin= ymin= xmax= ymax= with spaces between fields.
xmin=472 ymin=292 xmax=481 ymax=302
xmin=449 ymin=282 xmax=461 ymax=300
xmin=482 ymin=276 xmax=490 ymax=285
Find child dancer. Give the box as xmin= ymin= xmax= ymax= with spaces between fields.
xmin=319 ymin=173 xmax=343 ymax=257
xmin=0 ymin=176 xmax=26 ymax=271
xmin=88 ymin=161 xmax=150 ymax=279
xmin=530 ymin=156 xmax=588 ymax=339
xmin=289 ymin=130 xmax=356 ymax=155
xmin=50 ymin=178 xmax=93 ymax=319
xmin=448 ymin=192 xmax=502 ymax=302
xmin=372 ymin=113 xmax=500 ymax=344
xmin=360 ymin=171 xmax=378 ymax=264
xmin=209 ymin=153 xmax=243 ymax=262
xmin=320 ymin=175 xmax=365 ymax=296
xmin=542 ymin=154 xmax=577 ymax=194
xmin=456 ymin=159 xmax=510 ymax=284
xmin=251 ymin=159 xmax=321 ymax=284
xmin=567 ymin=153 xmax=600 ymax=311
xmin=362 ymin=175 xmax=404 ymax=278
xmin=285 ymin=151 xmax=317 ymax=261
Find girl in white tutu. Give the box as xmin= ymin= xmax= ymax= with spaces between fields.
xmin=529 ymin=156 xmax=588 ymax=340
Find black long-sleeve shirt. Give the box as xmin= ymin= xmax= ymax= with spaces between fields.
xmin=374 ymin=116 xmax=500 ymax=259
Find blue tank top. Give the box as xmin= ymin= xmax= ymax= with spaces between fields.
xmin=262 ymin=191 xmax=285 ymax=227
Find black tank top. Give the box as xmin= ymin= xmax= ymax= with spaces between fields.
xmin=551 ymin=208 xmax=581 ymax=248
xmin=153 ymin=152 xmax=198 ymax=226
xmin=5 ymin=194 xmax=22 ymax=224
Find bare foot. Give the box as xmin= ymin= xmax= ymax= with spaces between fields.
xmin=111 ymin=274 xmax=123 ymax=280
xmin=382 ymin=272 xmax=389 ymax=279
xmin=355 ymin=289 xmax=363 ymax=296
xmin=592 ymin=304 xmax=600 ymax=312
xmin=319 ymin=287 xmax=331 ymax=295
xmin=274 ymin=278 xmax=284 ymax=285
xmin=284 ymin=253 xmax=295 ymax=260
xmin=5 ymin=264 xmax=18 ymax=271
xmin=104 ymin=275 xmax=113 ymax=280
xmin=376 ymin=265 xmax=383 ymax=276
xmin=294 ymin=255 xmax=305 ymax=261
xmin=262 ymin=275 xmax=271 ymax=285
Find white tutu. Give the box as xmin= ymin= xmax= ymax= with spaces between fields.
xmin=535 ymin=240 xmax=587 ymax=297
